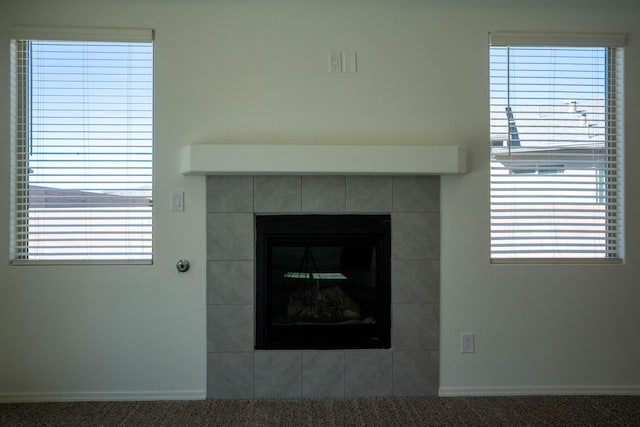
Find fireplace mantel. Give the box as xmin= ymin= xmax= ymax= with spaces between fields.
xmin=180 ymin=144 xmax=466 ymax=175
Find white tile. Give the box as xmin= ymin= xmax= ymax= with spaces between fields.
xmin=392 ymin=176 xmax=439 ymax=212
xmin=344 ymin=351 xmax=392 ymax=397
xmin=301 ymin=176 xmax=346 ymax=212
xmin=207 ymin=352 xmax=254 ymax=399
xmin=207 ymin=213 xmax=254 ymax=260
xmin=392 ymin=259 xmax=439 ymax=304
xmin=392 ymin=212 xmax=440 ymax=259
xmin=392 ymin=304 xmax=439 ymax=350
xmin=346 ymin=176 xmax=392 ymax=212
xmin=302 ymin=351 xmax=345 ymax=398
xmin=206 ymin=176 xmax=254 ymax=212
xmin=254 ymin=176 xmax=301 ymax=213
xmin=393 ymin=351 xmax=438 ymax=396
xmin=207 ymin=260 xmax=254 ymax=305
xmin=254 ymin=351 xmax=302 ymax=399
xmin=207 ymin=305 xmax=254 ymax=352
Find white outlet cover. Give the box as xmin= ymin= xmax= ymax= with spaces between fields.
xmin=461 ymin=332 xmax=475 ymax=353
xmin=171 ymin=191 xmax=184 ymax=212
xmin=343 ymin=52 xmax=357 ymax=73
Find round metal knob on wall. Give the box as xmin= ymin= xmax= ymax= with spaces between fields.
xmin=176 ymin=259 xmax=190 ymax=273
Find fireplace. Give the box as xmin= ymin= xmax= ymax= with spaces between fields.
xmin=205 ymin=175 xmax=440 ymax=398
xmin=255 ymin=214 xmax=391 ymax=350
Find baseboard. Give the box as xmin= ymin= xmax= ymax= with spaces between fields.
xmin=0 ymin=390 xmax=206 ymax=403
xmin=439 ymin=386 xmax=640 ymax=397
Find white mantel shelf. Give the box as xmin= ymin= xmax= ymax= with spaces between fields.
xmin=180 ymin=144 xmax=467 ymax=175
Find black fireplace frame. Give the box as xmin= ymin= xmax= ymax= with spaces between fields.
xmin=255 ymin=214 xmax=391 ymax=350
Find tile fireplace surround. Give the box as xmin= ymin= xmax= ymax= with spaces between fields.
xmin=206 ymin=175 xmax=440 ymax=399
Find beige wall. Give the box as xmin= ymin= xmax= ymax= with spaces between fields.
xmin=0 ymin=0 xmax=639 ymax=399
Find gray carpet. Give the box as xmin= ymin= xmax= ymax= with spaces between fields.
xmin=1 ymin=396 xmax=639 ymax=426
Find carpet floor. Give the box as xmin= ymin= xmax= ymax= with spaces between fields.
xmin=1 ymin=395 xmax=639 ymax=426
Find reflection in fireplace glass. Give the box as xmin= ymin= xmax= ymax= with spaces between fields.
xmin=273 ymin=245 xmax=375 ymax=324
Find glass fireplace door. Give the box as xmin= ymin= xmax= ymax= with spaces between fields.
xmin=256 ymin=215 xmax=391 ymax=350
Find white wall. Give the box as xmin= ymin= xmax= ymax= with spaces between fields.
xmin=0 ymin=0 xmax=639 ymax=400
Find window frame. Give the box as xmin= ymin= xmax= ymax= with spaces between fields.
xmin=489 ymin=32 xmax=625 ymax=263
xmin=9 ymin=27 xmax=155 ymax=265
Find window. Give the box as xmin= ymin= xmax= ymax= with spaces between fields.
xmin=489 ymin=32 xmax=624 ymax=261
xmin=9 ymin=28 xmax=153 ymax=263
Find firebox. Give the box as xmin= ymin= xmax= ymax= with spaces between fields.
xmin=255 ymin=214 xmax=391 ymax=350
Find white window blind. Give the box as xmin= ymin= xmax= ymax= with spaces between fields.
xmin=9 ymin=29 xmax=153 ymax=263
xmin=489 ymin=33 xmax=624 ymax=261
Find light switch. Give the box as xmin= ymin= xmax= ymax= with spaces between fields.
xmin=461 ymin=332 xmax=475 ymax=353
xmin=343 ymin=52 xmax=357 ymax=73
xmin=171 ymin=191 xmax=184 ymax=212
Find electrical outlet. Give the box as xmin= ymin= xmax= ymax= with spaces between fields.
xmin=461 ymin=333 xmax=475 ymax=353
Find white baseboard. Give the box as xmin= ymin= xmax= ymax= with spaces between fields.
xmin=4 ymin=387 xmax=639 ymax=401
xmin=0 ymin=390 xmax=205 ymax=403
xmin=439 ymin=386 xmax=640 ymax=397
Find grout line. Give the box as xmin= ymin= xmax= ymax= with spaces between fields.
xmin=251 ymin=175 xmax=255 ymax=213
